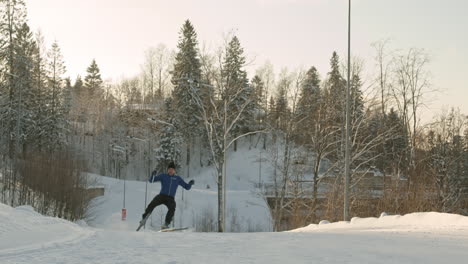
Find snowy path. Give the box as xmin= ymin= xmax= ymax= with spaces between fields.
xmin=1 ymin=224 xmax=468 ymax=264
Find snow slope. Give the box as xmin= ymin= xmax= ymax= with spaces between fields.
xmin=79 ymin=139 xmax=281 ymax=232
xmin=86 ymin=173 xmax=271 ymax=232
xmin=1 ymin=202 xmax=468 ymax=264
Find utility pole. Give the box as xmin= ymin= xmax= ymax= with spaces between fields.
xmin=344 ymin=0 xmax=352 ymax=221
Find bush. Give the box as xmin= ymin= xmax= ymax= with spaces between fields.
xmin=1 ymin=150 xmax=92 ymax=221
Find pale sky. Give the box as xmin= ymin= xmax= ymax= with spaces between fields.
xmin=25 ymin=0 xmax=468 ymax=120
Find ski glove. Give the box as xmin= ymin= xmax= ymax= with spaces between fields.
xmin=189 ymin=180 xmax=195 ymax=185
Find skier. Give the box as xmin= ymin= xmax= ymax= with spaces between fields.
xmin=139 ymin=161 xmax=194 ymax=229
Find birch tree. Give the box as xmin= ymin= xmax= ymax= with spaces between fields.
xmin=257 ymin=69 xmax=311 ymax=231
xmin=391 ymin=48 xmax=431 ymax=170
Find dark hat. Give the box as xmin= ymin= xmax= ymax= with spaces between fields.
xmin=167 ymin=161 xmax=176 ymax=170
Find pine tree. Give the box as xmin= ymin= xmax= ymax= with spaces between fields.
xmin=251 ymin=75 xmax=265 ymax=109
xmin=250 ymin=75 xmax=266 ymax=129
xmin=63 ymin=77 xmax=72 ymax=116
xmin=274 ymin=77 xmax=290 ymax=130
xmin=221 ymin=36 xmax=255 ymax=142
xmin=84 ymin=59 xmax=103 ymax=96
xmin=297 ymin=66 xmax=321 ymax=124
xmin=172 ymin=20 xmax=201 ymax=119
xmin=42 ymin=40 xmax=68 ymax=149
xmin=295 ymin=66 xmax=321 ymax=144
xmin=325 ymin=52 xmax=345 ymax=124
xmin=0 ymin=0 xmax=29 ymax=156
xmin=222 ymin=36 xmax=249 ymax=97
xmin=30 ymin=30 xmax=49 ymax=149
xmin=73 ymin=75 xmax=84 ymax=97
xmin=324 ymin=52 xmax=346 ymax=161
xmin=171 ymin=19 xmax=202 ymax=115
xmin=171 ymin=20 xmax=203 ymax=172
xmin=83 ymin=59 xmax=103 ymax=125
xmin=172 ymin=20 xmax=201 ymax=82
xmin=11 ymin=22 xmax=37 ymax=153
xmin=70 ymin=75 xmax=86 ymax=122
xmin=154 ymin=98 xmax=183 ymax=173
xmin=350 ymin=73 xmax=364 ymax=123
xmin=154 ymin=122 xmax=182 ymax=172
xmin=171 ymin=20 xmax=202 ymax=126
xmin=46 ymin=41 xmax=65 ymax=114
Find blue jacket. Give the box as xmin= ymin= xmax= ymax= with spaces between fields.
xmin=149 ymin=172 xmax=192 ymax=197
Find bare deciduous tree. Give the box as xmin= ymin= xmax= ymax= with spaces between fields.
xmin=186 ymin=77 xmax=265 ymax=232
xmin=391 ymin=48 xmax=431 ymax=169
xmin=141 ymin=44 xmax=173 ymax=102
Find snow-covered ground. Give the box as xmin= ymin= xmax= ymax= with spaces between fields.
xmin=1 ymin=143 xmax=468 ymax=263
xmin=2 ymin=201 xmax=468 ymax=264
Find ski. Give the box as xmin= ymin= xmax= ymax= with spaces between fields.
xmin=159 ymin=227 xmax=189 ymax=232
xmin=136 ymin=214 xmax=151 ymax=231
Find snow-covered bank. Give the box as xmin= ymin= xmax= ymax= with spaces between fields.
xmin=2 ymin=202 xmax=468 ymax=264
xmin=292 ymin=212 xmax=468 ymax=233
xmin=0 ymin=203 xmax=94 ymax=256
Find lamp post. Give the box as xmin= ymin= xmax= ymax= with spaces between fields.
xmin=344 ymin=0 xmax=352 ymax=221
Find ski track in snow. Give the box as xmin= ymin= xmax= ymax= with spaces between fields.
xmin=1 ymin=228 xmax=468 ymax=264
xmin=0 ymin=231 xmax=96 ymax=262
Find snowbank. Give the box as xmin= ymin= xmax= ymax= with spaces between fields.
xmin=291 ymin=212 xmax=468 ymax=232
xmin=0 ymin=203 xmax=93 ymax=255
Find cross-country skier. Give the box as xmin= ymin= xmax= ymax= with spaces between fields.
xmin=140 ymin=161 xmax=194 ymax=229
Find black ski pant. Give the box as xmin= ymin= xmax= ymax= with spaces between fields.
xmin=143 ymin=194 xmax=176 ymax=225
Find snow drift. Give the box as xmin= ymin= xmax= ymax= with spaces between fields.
xmin=292 ymin=211 xmax=468 ymax=233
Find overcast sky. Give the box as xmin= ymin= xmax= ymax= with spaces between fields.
xmin=24 ymin=0 xmax=468 ymax=120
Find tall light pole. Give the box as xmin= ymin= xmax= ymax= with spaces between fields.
xmin=344 ymin=0 xmax=352 ymax=221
